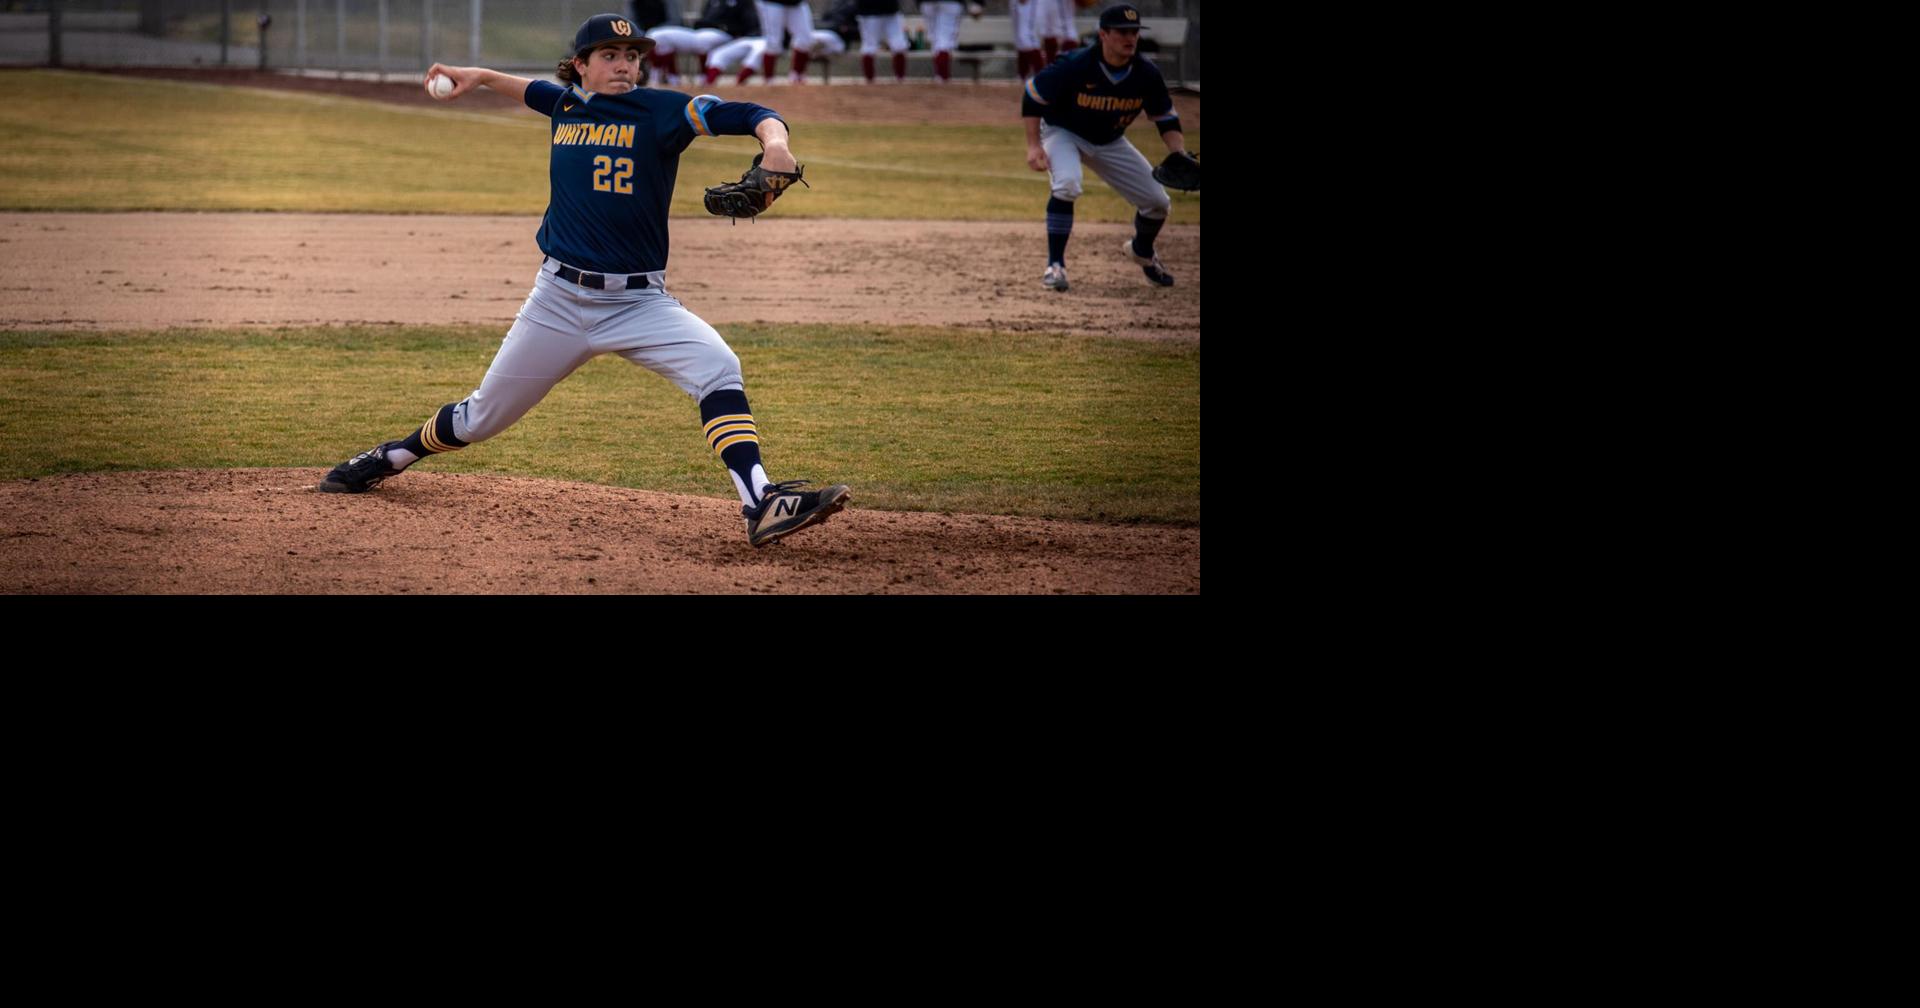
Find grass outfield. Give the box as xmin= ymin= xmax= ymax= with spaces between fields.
xmin=0 ymin=325 xmax=1200 ymax=525
xmin=0 ymin=69 xmax=1199 ymax=223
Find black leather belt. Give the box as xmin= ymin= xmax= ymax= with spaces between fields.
xmin=545 ymin=257 xmax=649 ymax=290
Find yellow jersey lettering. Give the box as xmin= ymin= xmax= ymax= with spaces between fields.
xmin=1074 ymin=94 xmax=1143 ymax=112
xmin=619 ymin=124 xmax=635 ymax=148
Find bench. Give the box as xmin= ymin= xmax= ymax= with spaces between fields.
xmin=804 ymin=14 xmax=1191 ymax=85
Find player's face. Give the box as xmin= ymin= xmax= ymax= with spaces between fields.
xmin=1099 ymin=27 xmax=1140 ymax=65
xmin=576 ymin=43 xmax=645 ymax=93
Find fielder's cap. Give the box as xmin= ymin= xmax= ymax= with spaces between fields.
xmin=1097 ymin=5 xmax=1149 ymax=30
xmin=572 ymin=13 xmax=655 ymax=56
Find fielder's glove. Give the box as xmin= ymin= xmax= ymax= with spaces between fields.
xmin=1152 ymin=151 xmax=1201 ymax=192
xmin=704 ymin=153 xmax=807 ymax=221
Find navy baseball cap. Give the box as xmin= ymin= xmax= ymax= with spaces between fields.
xmin=572 ymin=13 xmax=655 ymax=56
xmin=1098 ymin=5 xmax=1149 ymax=30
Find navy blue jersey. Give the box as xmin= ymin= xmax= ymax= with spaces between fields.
xmin=524 ymin=80 xmax=784 ymax=274
xmin=1021 ymin=46 xmax=1175 ymax=146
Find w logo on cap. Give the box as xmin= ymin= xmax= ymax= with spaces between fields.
xmin=612 ymin=19 xmax=632 ymax=35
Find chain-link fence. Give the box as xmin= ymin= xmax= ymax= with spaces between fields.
xmin=1 ymin=1 xmax=1200 ymax=81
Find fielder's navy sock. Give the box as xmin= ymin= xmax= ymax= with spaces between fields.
xmin=393 ymin=401 xmax=469 ymax=470
xmin=700 ymin=389 xmax=768 ymax=508
xmin=1047 ymin=197 xmax=1075 ymax=266
xmin=1131 ymin=212 xmax=1166 ymax=258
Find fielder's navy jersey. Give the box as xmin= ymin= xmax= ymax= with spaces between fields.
xmin=1021 ymin=47 xmax=1175 ymax=147
xmin=524 ymin=80 xmax=784 ymax=274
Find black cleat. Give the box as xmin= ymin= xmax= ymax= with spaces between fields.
xmin=320 ymin=441 xmax=405 ymax=494
xmin=744 ymin=480 xmax=851 ymax=546
xmin=1122 ymin=239 xmax=1175 ymax=287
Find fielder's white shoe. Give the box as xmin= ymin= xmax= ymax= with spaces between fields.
xmin=1041 ymin=262 xmax=1069 ymax=292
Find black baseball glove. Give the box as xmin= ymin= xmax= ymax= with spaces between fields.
xmin=1152 ymin=151 xmax=1201 ymax=192
xmin=704 ymin=153 xmax=807 ymax=221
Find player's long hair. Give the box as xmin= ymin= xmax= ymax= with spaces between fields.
xmin=556 ymin=51 xmax=650 ymax=87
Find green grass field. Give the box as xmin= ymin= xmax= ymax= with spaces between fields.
xmin=0 ymin=325 xmax=1200 ymax=524
xmin=0 ymin=68 xmax=1200 ymax=525
xmin=0 ymin=69 xmax=1198 ymax=222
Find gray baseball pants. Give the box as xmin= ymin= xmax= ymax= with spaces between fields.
xmin=450 ymin=263 xmax=743 ymax=445
xmin=1040 ymin=122 xmax=1171 ymax=219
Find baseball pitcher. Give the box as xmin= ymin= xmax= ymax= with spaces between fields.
xmin=319 ymin=13 xmax=850 ymax=549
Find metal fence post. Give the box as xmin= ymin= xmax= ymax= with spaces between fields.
xmin=424 ymin=0 xmax=434 ymax=69
xmin=48 ymin=0 xmax=62 ymax=68
xmin=470 ymin=0 xmax=481 ymax=67
xmin=378 ymin=0 xmax=389 ymax=80
xmin=336 ymin=0 xmax=346 ymax=72
xmin=297 ymin=0 xmax=307 ymax=69
xmin=221 ymin=0 xmax=232 ymax=66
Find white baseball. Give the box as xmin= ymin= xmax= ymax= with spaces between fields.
xmin=429 ymin=74 xmax=454 ymax=98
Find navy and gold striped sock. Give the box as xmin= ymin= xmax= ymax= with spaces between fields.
xmin=700 ymin=389 xmax=768 ymax=508
xmin=1046 ymin=197 xmax=1074 ymax=265
xmin=393 ymin=402 xmax=469 ymax=470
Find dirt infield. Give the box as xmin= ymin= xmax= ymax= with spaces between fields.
xmin=0 ymin=212 xmax=1199 ymax=341
xmin=0 ymin=470 xmax=1199 ymax=595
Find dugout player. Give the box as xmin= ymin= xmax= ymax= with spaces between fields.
xmin=755 ymin=0 xmax=816 ymax=84
xmin=649 ymin=0 xmax=757 ymax=86
xmin=848 ymin=0 xmax=910 ymax=84
xmin=319 ymin=13 xmax=851 ymax=549
xmin=1021 ymin=4 xmax=1185 ymax=292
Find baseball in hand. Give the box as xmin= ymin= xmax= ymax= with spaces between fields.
xmin=429 ymin=74 xmax=454 ymax=98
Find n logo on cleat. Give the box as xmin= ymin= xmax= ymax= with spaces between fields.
xmin=773 ymin=498 xmax=799 ymax=517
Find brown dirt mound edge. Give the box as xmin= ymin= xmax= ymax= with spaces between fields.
xmin=0 ymin=469 xmax=1200 ymax=595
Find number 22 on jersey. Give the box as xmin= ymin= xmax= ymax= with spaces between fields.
xmin=593 ymin=156 xmax=633 ymax=194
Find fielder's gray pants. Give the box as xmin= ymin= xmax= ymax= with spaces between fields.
xmin=451 ymin=265 xmax=743 ymax=444
xmin=1040 ymin=121 xmax=1171 ymax=219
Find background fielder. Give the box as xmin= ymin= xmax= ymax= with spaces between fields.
xmin=320 ymin=13 xmax=849 ymax=548
xmin=1021 ymin=3 xmax=1185 ymax=293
